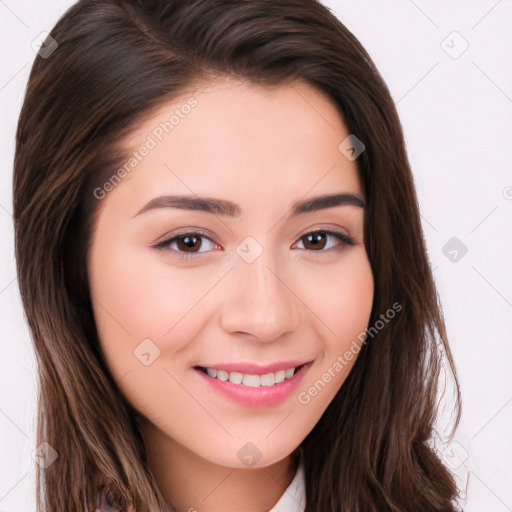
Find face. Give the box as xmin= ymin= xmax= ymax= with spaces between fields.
xmin=87 ymin=79 xmax=374 ymax=469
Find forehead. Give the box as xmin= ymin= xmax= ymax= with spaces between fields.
xmin=106 ymin=78 xmax=362 ymax=214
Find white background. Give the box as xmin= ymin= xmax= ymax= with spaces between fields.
xmin=1 ymin=1 xmax=511 ymax=511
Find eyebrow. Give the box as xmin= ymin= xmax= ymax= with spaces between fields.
xmin=133 ymin=192 xmax=365 ymax=218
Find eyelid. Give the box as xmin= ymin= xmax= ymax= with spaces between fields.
xmin=152 ymin=227 xmax=218 ymax=248
xmin=295 ymin=224 xmax=352 ymax=243
xmin=294 ymin=230 xmax=355 ymax=248
xmin=151 ymin=225 xmax=355 ymax=257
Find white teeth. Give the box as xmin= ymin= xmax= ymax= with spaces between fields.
xmin=242 ymin=374 xmax=260 ymax=387
xmin=274 ymin=370 xmax=285 ymax=384
xmin=260 ymin=373 xmax=275 ymax=387
xmin=229 ymin=372 xmax=243 ymax=384
xmin=203 ymin=366 xmax=298 ymax=387
xmin=217 ymin=370 xmax=229 ymax=382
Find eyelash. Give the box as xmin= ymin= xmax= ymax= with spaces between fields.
xmin=152 ymin=228 xmax=355 ymax=260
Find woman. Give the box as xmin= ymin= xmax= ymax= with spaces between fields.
xmin=13 ymin=0 xmax=462 ymax=510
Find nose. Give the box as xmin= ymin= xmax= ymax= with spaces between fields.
xmin=219 ymin=249 xmax=302 ymax=342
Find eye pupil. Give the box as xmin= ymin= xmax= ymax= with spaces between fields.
xmin=303 ymin=232 xmax=327 ymax=250
xmin=177 ymin=235 xmax=201 ymax=252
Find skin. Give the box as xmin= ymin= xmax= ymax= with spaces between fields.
xmin=87 ymin=78 xmax=374 ymax=512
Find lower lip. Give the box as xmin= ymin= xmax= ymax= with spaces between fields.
xmin=195 ymin=362 xmax=313 ymax=407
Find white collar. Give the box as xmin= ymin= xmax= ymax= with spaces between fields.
xmin=267 ymin=459 xmax=306 ymax=512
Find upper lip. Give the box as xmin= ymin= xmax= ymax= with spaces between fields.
xmin=194 ymin=360 xmax=312 ymax=374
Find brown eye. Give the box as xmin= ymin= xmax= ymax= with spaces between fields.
xmin=176 ymin=234 xmax=202 ymax=252
xmin=153 ymin=231 xmax=218 ymax=258
xmin=296 ymin=230 xmax=354 ymax=251
xmin=302 ymin=232 xmax=328 ymax=250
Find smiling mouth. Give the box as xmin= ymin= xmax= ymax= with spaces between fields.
xmin=194 ymin=362 xmax=310 ymax=388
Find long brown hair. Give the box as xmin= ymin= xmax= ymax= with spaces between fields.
xmin=13 ymin=1 xmax=462 ymax=510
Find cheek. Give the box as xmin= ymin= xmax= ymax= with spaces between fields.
xmin=294 ymin=252 xmax=374 ymax=407
xmin=88 ymin=243 xmax=210 ymax=356
xmin=89 ymin=240 xmax=374 ymax=377
xmin=87 ymin=243 xmax=209 ymax=423
xmin=303 ymin=250 xmax=374 ymax=347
